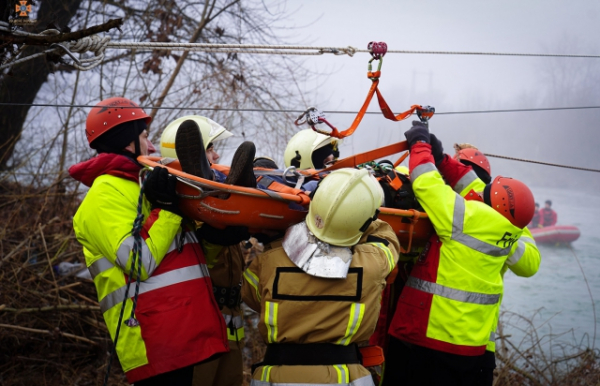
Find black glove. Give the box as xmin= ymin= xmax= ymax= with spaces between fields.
xmin=197 ymin=223 xmax=250 ymax=246
xmin=404 ymin=121 xmax=430 ymax=147
xmin=144 ymin=167 xmax=181 ymax=215
xmin=429 ymin=133 xmax=445 ymax=165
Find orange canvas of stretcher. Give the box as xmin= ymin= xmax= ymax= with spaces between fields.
xmin=137 ymin=156 xmax=433 ymax=250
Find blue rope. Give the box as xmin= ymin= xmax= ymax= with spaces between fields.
xmin=103 ymin=174 xmax=147 ymax=386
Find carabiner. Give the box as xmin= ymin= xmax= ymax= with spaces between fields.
xmin=416 ymin=105 xmax=435 ymax=123
xmin=294 ymin=107 xmax=324 ymax=127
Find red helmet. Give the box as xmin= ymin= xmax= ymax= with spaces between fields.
xmin=484 ymin=176 xmax=535 ymax=229
xmin=86 ymin=97 xmax=152 ymax=148
xmin=455 ymin=148 xmax=491 ymax=176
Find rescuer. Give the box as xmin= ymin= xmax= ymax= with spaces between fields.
xmin=242 ymin=168 xmax=401 ymax=385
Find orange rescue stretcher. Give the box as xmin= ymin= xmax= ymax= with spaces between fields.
xmin=138 ymin=141 xmax=433 ymax=251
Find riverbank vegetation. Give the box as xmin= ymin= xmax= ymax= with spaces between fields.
xmin=0 ymin=181 xmax=598 ymax=385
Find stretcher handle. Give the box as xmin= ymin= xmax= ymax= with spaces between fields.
xmin=140 ymin=165 xmax=207 ymax=199
xmin=319 ymin=140 xmax=410 ymax=173
xmin=138 ymin=156 xmax=310 ymax=205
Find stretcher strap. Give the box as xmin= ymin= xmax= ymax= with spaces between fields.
xmin=315 ymin=141 xmax=410 ymax=175
xmin=313 ymin=78 xmax=380 ymax=139
xmin=312 ymin=60 xmax=434 ymax=139
xmin=394 ymin=151 xmax=409 ymax=167
xmin=376 ymin=89 xmax=424 ymax=122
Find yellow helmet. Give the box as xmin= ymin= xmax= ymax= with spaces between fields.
xmin=160 ymin=115 xmax=233 ymax=158
xmin=307 ymin=168 xmax=382 ymax=246
xmin=395 ymin=165 xmax=409 ymax=175
xmin=283 ymin=129 xmax=339 ymax=170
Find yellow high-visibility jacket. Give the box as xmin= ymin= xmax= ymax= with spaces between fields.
xmin=456 ymin=171 xmax=540 ymax=352
xmin=70 ymin=153 xmax=228 ymax=383
xmin=389 ymin=146 xmax=537 ymax=356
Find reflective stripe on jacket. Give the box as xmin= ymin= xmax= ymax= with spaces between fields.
xmin=450 ymin=165 xmax=542 ymax=352
xmin=73 ymin=171 xmax=228 ymax=383
xmin=487 ymin=227 xmax=540 ymax=352
xmin=242 ymin=220 xmax=399 ymax=384
xmin=389 ymin=146 xmax=525 ymax=356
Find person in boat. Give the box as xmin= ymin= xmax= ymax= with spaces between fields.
xmin=70 ymin=98 xmax=232 ymax=385
xmin=384 ymin=122 xmax=540 ymax=386
xmin=162 ymin=116 xmax=256 ymax=386
xmin=529 ymin=202 xmax=541 ymax=228
xmin=241 ymin=167 xmax=402 ymax=386
xmin=539 ymin=200 xmax=558 ymax=227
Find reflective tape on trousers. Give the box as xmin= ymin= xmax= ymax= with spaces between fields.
xmin=406 ymin=276 xmax=500 ymax=305
xmin=250 ymin=374 xmax=375 ymax=386
xmin=99 ymin=264 xmax=207 ymax=313
xmin=452 ymin=195 xmax=513 ymax=257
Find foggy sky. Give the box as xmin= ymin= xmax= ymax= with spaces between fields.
xmin=262 ymin=0 xmax=600 ymax=191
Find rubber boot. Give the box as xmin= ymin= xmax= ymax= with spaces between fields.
xmin=175 ymin=120 xmax=214 ymax=180
xmin=225 ymin=141 xmax=257 ymax=188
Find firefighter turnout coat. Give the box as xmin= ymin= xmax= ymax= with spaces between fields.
xmin=70 ymin=153 xmax=228 ymax=383
xmin=389 ymin=144 xmax=539 ymax=356
xmin=242 ymin=220 xmax=400 ymax=385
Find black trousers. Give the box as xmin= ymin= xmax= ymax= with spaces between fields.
xmin=383 ymin=336 xmax=487 ymax=386
xmin=135 ymin=365 xmax=194 ymax=386
xmin=479 ymin=350 xmax=496 ymax=386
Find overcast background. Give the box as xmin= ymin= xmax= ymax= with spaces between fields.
xmin=259 ymin=0 xmax=600 ymax=192
xmin=276 ymin=0 xmax=600 ymax=349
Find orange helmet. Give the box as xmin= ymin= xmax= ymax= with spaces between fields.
xmin=455 ymin=148 xmax=491 ymax=176
xmin=86 ymin=97 xmax=151 ymax=148
xmin=484 ymin=176 xmax=535 ymax=229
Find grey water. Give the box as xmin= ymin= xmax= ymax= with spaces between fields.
xmin=502 ymin=186 xmax=600 ymax=352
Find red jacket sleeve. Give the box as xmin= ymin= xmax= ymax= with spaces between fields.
xmin=408 ymin=143 xmax=434 ymax=171
xmin=436 ymin=154 xmax=475 ymax=189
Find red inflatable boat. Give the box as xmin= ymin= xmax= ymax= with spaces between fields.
xmin=530 ymin=225 xmax=580 ymax=244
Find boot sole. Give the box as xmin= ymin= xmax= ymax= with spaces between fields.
xmin=225 ymin=141 xmax=257 ymax=188
xmin=175 ymin=120 xmax=213 ymax=180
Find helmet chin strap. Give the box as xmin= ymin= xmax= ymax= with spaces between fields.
xmin=483 ymin=183 xmax=492 ymax=206
xmin=132 ymin=120 xmax=141 ymax=157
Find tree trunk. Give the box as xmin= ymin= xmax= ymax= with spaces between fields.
xmin=0 ymin=0 xmax=83 ymax=170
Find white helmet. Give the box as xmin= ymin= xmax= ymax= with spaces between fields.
xmin=307 ymin=168 xmax=382 ymax=246
xmin=283 ymin=129 xmax=339 ymax=170
xmin=160 ymin=115 xmax=233 ymax=158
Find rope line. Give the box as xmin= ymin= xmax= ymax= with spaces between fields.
xmin=106 ymin=42 xmax=600 ymax=58
xmin=2 ymin=26 xmax=600 ymax=71
xmin=0 ymin=27 xmax=110 ymax=71
xmin=485 ymin=153 xmax=600 ymax=173
xmin=1 ymin=102 xmax=599 ymax=115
